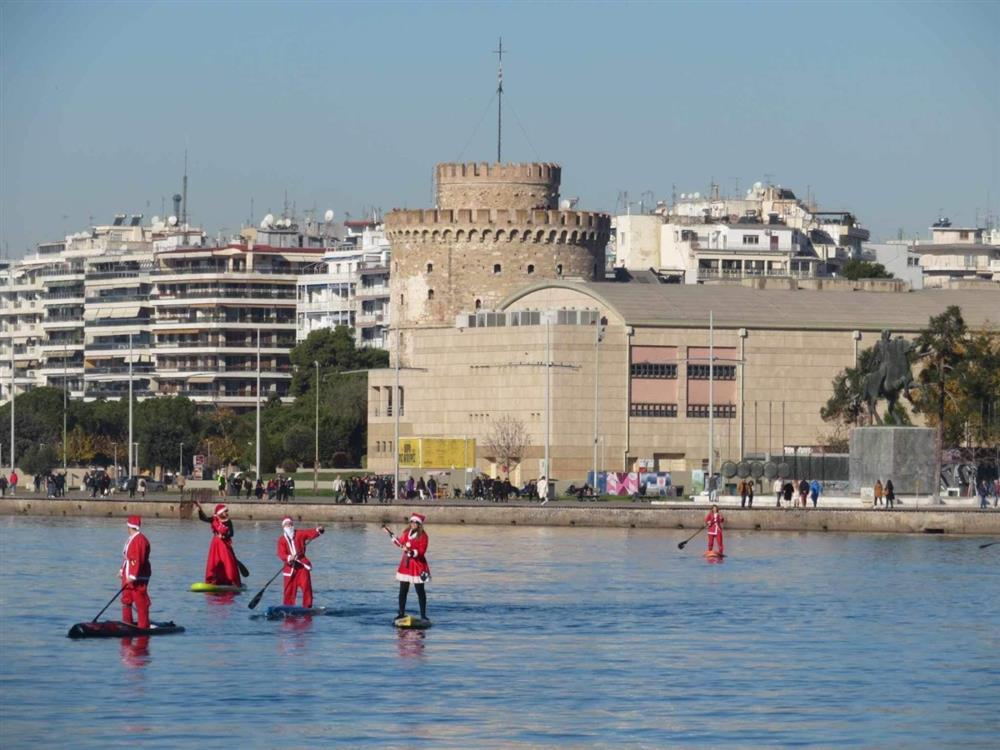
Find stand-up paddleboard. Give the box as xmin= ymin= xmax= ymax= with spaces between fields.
xmin=68 ymin=621 xmax=185 ymax=639
xmin=190 ymin=582 xmax=246 ymax=594
xmin=394 ymin=615 xmax=432 ymax=629
xmin=263 ymin=605 xmax=329 ymax=620
xmin=703 ymin=550 xmax=726 ymax=559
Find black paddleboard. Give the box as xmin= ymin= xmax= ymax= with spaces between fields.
xmin=67 ymin=620 xmax=185 ymax=639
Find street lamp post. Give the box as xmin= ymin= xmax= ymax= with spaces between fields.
xmin=592 ymin=314 xmax=605 ymax=488
xmin=394 ymin=328 xmax=400 ymax=501
xmin=128 ymin=333 xmax=134 ymax=477
xmin=256 ymin=328 xmax=261 ymax=479
xmin=112 ymin=442 xmax=117 ymax=481
xmin=9 ymin=342 xmax=15 ymax=474
xmin=63 ymin=343 xmax=68 ymax=471
xmin=179 ymin=442 xmax=184 ymax=479
xmin=314 ymin=360 xmax=320 ymax=493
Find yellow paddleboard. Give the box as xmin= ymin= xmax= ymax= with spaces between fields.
xmin=394 ymin=615 xmax=432 ymax=629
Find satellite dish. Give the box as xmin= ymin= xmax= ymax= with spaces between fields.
xmin=151 ymin=216 xmax=161 ymax=225
xmin=324 ymin=209 xmax=335 ymax=222
xmin=259 ymin=219 xmax=269 ymax=229
xmin=693 ymin=192 xmax=701 ymax=199
xmin=285 ymin=218 xmax=293 ymax=228
xmin=753 ymin=181 xmax=763 ymax=190
xmin=680 ymin=193 xmax=687 ymax=200
xmin=263 ymin=213 xmax=274 ymax=228
xmin=168 ymin=215 xmax=178 ymax=226
xmin=559 ymin=199 xmax=571 ymax=210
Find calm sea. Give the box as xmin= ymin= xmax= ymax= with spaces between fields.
xmin=0 ymin=516 xmax=997 ymax=749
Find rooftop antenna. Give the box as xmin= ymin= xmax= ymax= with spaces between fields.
xmin=495 ymin=37 xmax=504 ymax=163
xmin=182 ymin=149 xmax=188 ymax=226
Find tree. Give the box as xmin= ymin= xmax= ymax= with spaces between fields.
xmin=20 ymin=444 xmax=59 ymax=477
xmin=484 ymin=415 xmax=528 ymax=478
xmin=842 ymin=260 xmax=893 ymax=280
xmin=821 ymin=347 xmax=875 ymax=428
xmin=0 ymin=386 xmax=63 ymax=461
xmin=910 ymin=306 xmax=969 ymax=500
xmin=282 ymin=425 xmax=313 ymax=465
xmin=134 ymin=396 xmax=200 ymax=476
xmin=288 ymin=327 xmax=388 ymax=396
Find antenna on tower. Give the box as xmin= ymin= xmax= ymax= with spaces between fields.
xmin=182 ymin=150 xmax=188 ymax=226
xmin=495 ymin=37 xmax=504 ymax=163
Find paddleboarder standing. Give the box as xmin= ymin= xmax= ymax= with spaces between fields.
xmin=121 ymin=515 xmax=151 ymax=629
xmin=705 ymin=504 xmax=725 ymax=555
xmin=195 ymin=501 xmax=241 ymax=586
xmin=393 ymin=513 xmax=431 ymax=620
xmin=277 ymin=517 xmax=324 ymax=608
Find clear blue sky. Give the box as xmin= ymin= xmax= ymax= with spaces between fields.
xmin=1 ymin=0 xmax=997 ymax=255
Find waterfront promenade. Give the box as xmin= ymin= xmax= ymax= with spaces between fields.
xmin=3 ymin=490 xmax=998 ymax=535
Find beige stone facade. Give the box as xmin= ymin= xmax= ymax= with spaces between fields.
xmin=367 ymin=281 xmax=1000 ymax=488
xmin=386 ymin=162 xmax=611 ymax=333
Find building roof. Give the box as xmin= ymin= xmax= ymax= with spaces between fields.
xmin=916 ymin=243 xmax=997 ymax=254
xmin=500 ymin=279 xmax=1000 ymax=333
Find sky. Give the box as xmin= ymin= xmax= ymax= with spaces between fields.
xmin=1 ymin=0 xmax=998 ymax=257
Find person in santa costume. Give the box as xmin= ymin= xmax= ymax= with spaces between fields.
xmin=704 ymin=504 xmax=725 ymax=555
xmin=393 ymin=513 xmax=431 ymax=619
xmin=120 ymin=515 xmax=151 ymax=628
xmin=276 ymin=517 xmax=324 ymax=607
xmin=194 ymin=501 xmax=241 ymax=586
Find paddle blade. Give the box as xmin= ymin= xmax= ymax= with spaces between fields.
xmin=677 ymin=541 xmax=687 ymax=549
xmin=247 ymin=590 xmax=265 ymax=610
xmin=237 ymin=560 xmax=251 ymax=578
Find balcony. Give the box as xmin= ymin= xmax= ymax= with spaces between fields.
xmin=41 ymin=318 xmax=82 ymax=329
xmin=356 ymin=311 xmax=386 ymax=328
xmin=153 ymin=288 xmax=298 ymax=302
xmin=85 ymin=317 xmax=150 ymax=328
xmin=39 ymin=341 xmax=85 ymax=353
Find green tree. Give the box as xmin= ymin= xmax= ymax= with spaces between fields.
xmin=821 ymin=347 xmax=875 ymax=428
xmin=21 ymin=444 xmax=59 ymax=477
xmin=288 ymin=327 xmax=388 ymax=396
xmin=0 ymin=386 xmax=63 ymax=462
xmin=134 ymin=396 xmax=200 ymax=475
xmin=282 ymin=424 xmax=313 ymax=465
xmin=842 ymin=260 xmax=893 ymax=280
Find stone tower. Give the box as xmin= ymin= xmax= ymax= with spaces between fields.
xmin=386 ymin=162 xmax=611 ymax=330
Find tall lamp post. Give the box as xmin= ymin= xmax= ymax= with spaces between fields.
xmin=10 ymin=342 xmax=15 ymax=475
xmin=179 ymin=442 xmax=184 ymax=479
xmin=314 ymin=360 xmax=320 ymax=493
xmin=255 ymin=328 xmax=261 ymax=479
xmin=128 ymin=333 xmax=134 ymax=477
xmin=63 ymin=343 xmax=68 ymax=471
xmin=592 ymin=313 xmax=606 ymax=489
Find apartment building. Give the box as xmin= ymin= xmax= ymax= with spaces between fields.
xmin=296 ymin=219 xmax=391 ymax=350
xmin=915 ymin=220 xmax=1000 ymax=287
xmin=151 ymin=240 xmax=326 ymax=408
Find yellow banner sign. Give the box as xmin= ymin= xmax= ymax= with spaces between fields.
xmin=399 ymin=438 xmax=476 ymax=469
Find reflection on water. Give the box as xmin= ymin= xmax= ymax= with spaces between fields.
xmin=1 ymin=517 xmax=998 ymax=749
xmin=119 ymin=636 xmax=150 ymax=670
xmin=396 ymin=629 xmax=426 ymax=660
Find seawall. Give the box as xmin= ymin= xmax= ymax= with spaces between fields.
xmin=2 ymin=498 xmax=998 ymax=536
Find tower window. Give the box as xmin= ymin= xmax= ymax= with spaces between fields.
xmin=426 ymin=262 xmax=433 ymax=273
xmin=427 ymin=289 xmax=434 ymax=300
xmin=556 ymin=264 xmax=564 ymax=276
xmin=475 ymin=298 xmax=482 ymax=310
xmin=527 ymin=264 xmax=535 ymax=274
xmin=399 ymin=294 xmax=404 ymax=305
xmin=493 ymin=263 xmax=502 ymax=274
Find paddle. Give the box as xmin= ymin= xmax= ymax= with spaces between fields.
xmin=677 ymin=525 xmax=705 ymax=550
xmin=382 ymin=524 xmax=399 ymax=543
xmin=92 ymin=584 xmax=128 ymax=622
xmin=979 ymin=541 xmax=999 ymax=549
xmin=236 ymin=558 xmax=251 ymax=578
xmin=247 ymin=566 xmax=285 ymax=610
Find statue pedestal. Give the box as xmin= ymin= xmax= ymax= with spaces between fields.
xmin=849 ymin=427 xmax=936 ymax=495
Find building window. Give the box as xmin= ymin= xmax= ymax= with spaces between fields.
xmin=475 ymin=298 xmax=482 ymax=310
xmin=427 ymin=289 xmax=434 ymax=300
xmin=686 ymin=404 xmax=737 ymax=418
xmin=556 ymin=263 xmax=563 ymax=276
xmin=426 ymin=262 xmax=433 ymax=273
xmin=630 ymin=363 xmax=678 ymax=379
xmin=960 ymin=231 xmax=969 ymax=240
xmin=527 ymin=264 xmax=535 ymax=274
xmin=687 ymin=364 xmax=736 ymax=380
xmin=742 ymin=234 xmax=759 ymax=246
xmin=630 ymin=403 xmax=678 ymax=418
xmin=493 ymin=263 xmax=502 ymax=274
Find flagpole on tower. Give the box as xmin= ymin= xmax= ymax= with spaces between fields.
xmin=495 ymin=37 xmax=504 ymax=163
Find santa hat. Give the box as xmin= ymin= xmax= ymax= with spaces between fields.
xmin=126 ymin=515 xmax=142 ymax=529
xmin=281 ymin=516 xmax=294 ymax=527
xmin=409 ymin=513 xmax=426 ymax=525
xmin=214 ymin=503 xmax=228 ymax=516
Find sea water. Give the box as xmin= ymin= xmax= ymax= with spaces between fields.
xmin=0 ymin=516 xmax=997 ymax=749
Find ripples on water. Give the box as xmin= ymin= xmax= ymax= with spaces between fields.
xmin=0 ymin=517 xmax=997 ymax=749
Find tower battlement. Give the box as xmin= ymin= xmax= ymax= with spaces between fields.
xmin=436 ymin=162 xmax=561 ymax=211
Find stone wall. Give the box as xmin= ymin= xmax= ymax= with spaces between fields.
xmin=436 ymin=162 xmax=560 ymax=210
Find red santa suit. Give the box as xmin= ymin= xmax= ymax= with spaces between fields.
xmin=199 ymin=504 xmax=241 ymax=586
xmin=394 ymin=528 xmax=431 ymax=584
xmin=705 ymin=509 xmax=725 ymax=554
xmin=277 ymin=521 xmax=323 ymax=608
xmin=120 ymin=516 xmax=151 ymax=629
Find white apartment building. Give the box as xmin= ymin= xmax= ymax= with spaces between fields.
xmin=862 ymin=242 xmax=924 ymax=290
xmin=914 ymin=220 xmax=1000 ymax=287
xmin=296 ymin=220 xmax=391 ymax=350
xmin=151 ymin=239 xmax=326 ymax=408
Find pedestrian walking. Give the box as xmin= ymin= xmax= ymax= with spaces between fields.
xmin=885 ymin=479 xmax=895 ymax=510
xmin=810 ymin=479 xmax=822 ymax=508
xmin=774 ymin=477 xmax=783 ymax=507
xmin=873 ymin=479 xmax=884 ymax=508
xmin=739 ymin=478 xmax=748 ymax=509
